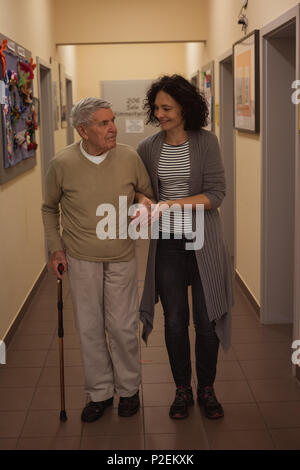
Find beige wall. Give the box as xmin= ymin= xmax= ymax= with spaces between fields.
xmin=190 ymin=0 xmax=300 ymax=304
xmin=186 ymin=42 xmax=205 ymax=79
xmin=72 ymin=42 xmax=188 ymax=101
xmin=0 ymin=1 xmax=75 ymax=340
xmin=53 ymin=0 xmax=208 ymax=45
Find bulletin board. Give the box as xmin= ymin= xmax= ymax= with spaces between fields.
xmin=0 ymin=33 xmax=38 ymax=184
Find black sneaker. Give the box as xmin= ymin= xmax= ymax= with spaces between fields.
xmin=169 ymin=386 xmax=194 ymax=419
xmin=81 ymin=397 xmax=113 ymax=422
xmin=197 ymin=386 xmax=224 ymax=419
xmin=118 ymin=391 xmax=140 ymax=417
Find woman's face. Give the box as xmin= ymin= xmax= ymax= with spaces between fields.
xmin=154 ymin=91 xmax=184 ymax=133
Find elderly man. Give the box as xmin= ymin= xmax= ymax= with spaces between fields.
xmin=42 ymin=98 xmax=153 ymax=422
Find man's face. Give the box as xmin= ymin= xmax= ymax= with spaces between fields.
xmin=80 ymin=108 xmax=117 ymax=155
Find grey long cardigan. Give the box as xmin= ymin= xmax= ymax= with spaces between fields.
xmin=137 ymin=129 xmax=233 ymax=351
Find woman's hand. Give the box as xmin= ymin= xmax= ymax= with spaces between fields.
xmin=150 ymin=201 xmax=170 ymax=224
xmin=132 ymin=193 xmax=153 ymax=225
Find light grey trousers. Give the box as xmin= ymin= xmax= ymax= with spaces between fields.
xmin=67 ymin=254 xmax=140 ymax=402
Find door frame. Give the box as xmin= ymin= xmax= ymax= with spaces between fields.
xmin=218 ymin=48 xmax=236 ymax=267
xmin=36 ymin=57 xmax=55 ymax=260
xmin=36 ymin=57 xmax=55 ymax=198
xmin=65 ymin=74 xmax=74 ymax=145
xmin=260 ymin=5 xmax=300 ymax=377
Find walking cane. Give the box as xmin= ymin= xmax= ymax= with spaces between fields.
xmin=57 ymin=263 xmax=67 ymax=422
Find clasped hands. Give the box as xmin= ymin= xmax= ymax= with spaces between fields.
xmin=131 ymin=196 xmax=169 ymax=227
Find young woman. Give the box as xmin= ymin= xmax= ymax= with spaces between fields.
xmin=137 ymin=75 xmax=233 ymax=420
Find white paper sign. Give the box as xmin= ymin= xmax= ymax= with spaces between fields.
xmin=17 ymin=46 xmax=25 ymax=58
xmin=0 ymin=340 xmax=6 ymax=364
xmin=0 ymin=81 xmax=6 ymax=104
xmin=7 ymin=40 xmax=15 ymax=53
xmin=125 ymin=119 xmax=144 ymax=133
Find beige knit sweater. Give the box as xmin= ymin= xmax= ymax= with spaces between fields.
xmin=41 ymin=142 xmax=153 ymax=262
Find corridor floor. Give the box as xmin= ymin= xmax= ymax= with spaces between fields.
xmin=0 ymin=240 xmax=300 ymax=450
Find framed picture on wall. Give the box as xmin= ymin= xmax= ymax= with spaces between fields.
xmin=190 ymin=71 xmax=199 ymax=89
xmin=59 ymin=63 xmax=67 ymax=129
xmin=0 ymin=33 xmax=37 ymax=184
xmin=233 ymin=30 xmax=260 ymax=133
xmin=200 ymin=62 xmax=215 ymax=132
xmin=52 ymin=81 xmax=59 ymax=131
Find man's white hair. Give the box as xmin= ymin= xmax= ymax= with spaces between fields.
xmin=70 ymin=97 xmax=112 ymax=129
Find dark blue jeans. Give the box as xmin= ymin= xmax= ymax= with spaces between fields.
xmin=156 ymin=236 xmax=219 ymax=389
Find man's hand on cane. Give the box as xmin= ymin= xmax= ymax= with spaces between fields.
xmin=48 ymin=251 xmax=67 ymax=279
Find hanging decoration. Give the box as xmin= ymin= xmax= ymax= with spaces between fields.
xmin=0 ymin=38 xmax=38 ymax=170
xmin=19 ymin=58 xmax=36 ymax=105
xmin=0 ymin=39 xmax=7 ymax=78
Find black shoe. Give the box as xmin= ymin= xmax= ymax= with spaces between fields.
xmin=197 ymin=386 xmax=224 ymax=419
xmin=118 ymin=391 xmax=140 ymax=417
xmin=81 ymin=397 xmax=113 ymax=422
xmin=169 ymin=386 xmax=194 ymax=419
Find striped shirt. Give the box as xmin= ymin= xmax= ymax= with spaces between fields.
xmin=158 ymin=140 xmax=192 ymax=234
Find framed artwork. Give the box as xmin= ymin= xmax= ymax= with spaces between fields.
xmin=190 ymin=71 xmax=199 ymax=89
xmin=52 ymin=81 xmax=59 ymax=130
xmin=49 ymin=57 xmax=60 ymax=131
xmin=233 ymin=30 xmax=260 ymax=133
xmin=0 ymin=33 xmax=37 ymax=184
xmin=200 ymin=62 xmax=215 ymax=132
xmin=59 ymin=63 xmax=67 ymax=129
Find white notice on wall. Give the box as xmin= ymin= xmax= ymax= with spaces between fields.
xmin=0 ymin=81 xmax=6 ymax=104
xmin=125 ymin=119 xmax=144 ymax=133
xmin=0 ymin=340 xmax=6 ymax=364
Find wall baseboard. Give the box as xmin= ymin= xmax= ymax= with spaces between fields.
xmin=235 ymin=270 xmax=261 ymax=318
xmin=4 ymin=265 xmax=48 ymax=348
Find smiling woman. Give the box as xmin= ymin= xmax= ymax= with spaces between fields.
xmin=154 ymin=91 xmax=185 ymax=142
xmin=144 ymin=74 xmax=208 ymax=132
xmin=137 ymin=74 xmax=233 ymax=422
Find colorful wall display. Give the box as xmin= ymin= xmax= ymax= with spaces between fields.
xmin=0 ymin=34 xmax=38 ymax=184
xmin=200 ymin=62 xmax=215 ymax=133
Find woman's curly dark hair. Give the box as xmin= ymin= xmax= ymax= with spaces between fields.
xmin=144 ymin=74 xmax=208 ymax=131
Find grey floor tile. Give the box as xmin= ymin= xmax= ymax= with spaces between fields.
xmin=4 ymin=350 xmax=48 ymax=368
xmin=17 ymin=436 xmax=81 ymax=450
xmin=248 ymin=377 xmax=300 ymax=402
xmin=269 ymin=428 xmax=300 ymax=450
xmin=0 ymin=412 xmax=27 ymax=438
xmin=0 ymin=439 xmax=18 ymax=450
xmin=144 ymin=405 xmax=205 ymax=435
xmin=258 ymin=402 xmax=300 ymax=429
xmin=239 ymin=359 xmax=293 ymax=380
xmin=80 ymin=435 xmax=144 ymax=450
xmin=207 ymin=429 xmax=274 ymax=450
xmin=0 ymin=368 xmax=41 ymax=388
xmin=202 ymin=403 xmax=266 ymax=432
xmin=0 ymin=388 xmax=35 ymax=411
xmin=21 ymin=410 xmax=83 ymax=437
xmin=145 ymin=432 xmax=209 ymax=450
xmin=1 ymin=269 xmax=299 ymax=453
